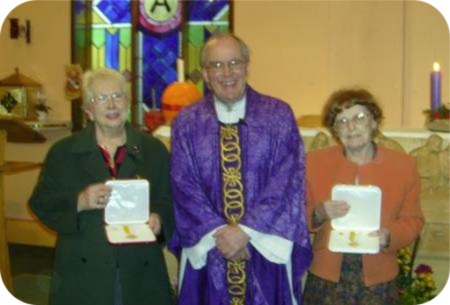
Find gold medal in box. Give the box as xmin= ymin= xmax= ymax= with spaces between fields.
xmin=328 ymin=185 xmax=382 ymax=254
xmin=104 ymin=179 xmax=156 ymax=244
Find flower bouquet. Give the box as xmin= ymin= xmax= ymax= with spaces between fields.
xmin=35 ymin=102 xmax=51 ymax=122
xmin=397 ymin=247 xmax=437 ymax=304
xmin=34 ymin=102 xmax=52 ymax=113
xmin=424 ymin=104 xmax=450 ymax=132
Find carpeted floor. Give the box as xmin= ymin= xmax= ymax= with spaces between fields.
xmin=9 ymin=244 xmax=54 ymax=305
xmin=8 ymin=244 xmax=179 ymax=305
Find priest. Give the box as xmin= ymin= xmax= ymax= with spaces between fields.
xmin=170 ymin=32 xmax=312 ymax=305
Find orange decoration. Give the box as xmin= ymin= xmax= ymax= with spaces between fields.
xmin=161 ymin=81 xmax=202 ymax=124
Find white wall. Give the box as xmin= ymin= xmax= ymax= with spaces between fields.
xmin=234 ymin=0 xmax=449 ymax=128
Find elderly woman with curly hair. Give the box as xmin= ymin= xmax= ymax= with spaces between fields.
xmin=302 ymin=88 xmax=423 ymax=305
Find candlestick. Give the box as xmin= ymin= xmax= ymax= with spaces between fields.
xmin=150 ymin=88 xmax=157 ymax=109
xmin=145 ymin=88 xmax=164 ymax=132
xmin=431 ymin=62 xmax=441 ymax=111
xmin=177 ymin=58 xmax=185 ymax=83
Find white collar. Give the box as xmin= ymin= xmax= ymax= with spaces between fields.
xmin=214 ymin=96 xmax=246 ymax=124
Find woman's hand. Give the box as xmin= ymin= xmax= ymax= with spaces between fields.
xmin=370 ymin=227 xmax=391 ymax=250
xmin=77 ymin=183 xmax=111 ymax=212
xmin=315 ymin=200 xmax=350 ymax=221
xmin=148 ymin=213 xmax=162 ymax=235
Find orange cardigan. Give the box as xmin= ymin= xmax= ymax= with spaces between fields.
xmin=306 ymin=145 xmax=424 ymax=286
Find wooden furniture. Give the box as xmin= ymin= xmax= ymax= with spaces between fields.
xmin=2 ymin=122 xmax=70 ymax=257
xmin=0 ymin=118 xmax=46 ymax=143
xmin=0 ymin=130 xmax=11 ymax=291
xmin=297 ymin=114 xmax=323 ymax=127
xmin=0 ymin=160 xmax=42 ymax=290
xmin=0 ymin=121 xmax=44 ymax=292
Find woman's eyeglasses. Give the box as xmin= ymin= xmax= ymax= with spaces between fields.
xmin=334 ymin=112 xmax=371 ymax=132
xmin=91 ymin=92 xmax=125 ymax=104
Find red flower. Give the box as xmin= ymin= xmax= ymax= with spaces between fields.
xmin=426 ymin=104 xmax=450 ymax=120
xmin=415 ymin=264 xmax=433 ymax=274
xmin=432 ymin=112 xmax=442 ymax=119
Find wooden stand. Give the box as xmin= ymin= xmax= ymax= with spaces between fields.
xmin=0 ymin=124 xmax=43 ymax=293
xmin=0 ymin=117 xmax=46 ymax=143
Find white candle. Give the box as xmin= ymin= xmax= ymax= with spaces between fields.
xmin=177 ymin=58 xmax=185 ymax=82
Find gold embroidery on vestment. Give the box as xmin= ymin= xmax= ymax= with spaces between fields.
xmin=220 ymin=125 xmax=246 ymax=304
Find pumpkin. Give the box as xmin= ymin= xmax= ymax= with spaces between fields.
xmin=161 ymin=81 xmax=202 ymax=124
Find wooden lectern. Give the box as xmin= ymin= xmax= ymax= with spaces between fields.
xmin=0 ymin=118 xmax=43 ymax=293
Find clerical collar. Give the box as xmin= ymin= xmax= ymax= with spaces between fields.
xmin=214 ymin=96 xmax=246 ymax=124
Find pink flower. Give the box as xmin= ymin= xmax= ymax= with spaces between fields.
xmin=415 ymin=264 xmax=433 ymax=274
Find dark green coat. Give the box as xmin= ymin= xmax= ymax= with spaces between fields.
xmin=29 ymin=123 xmax=174 ymax=305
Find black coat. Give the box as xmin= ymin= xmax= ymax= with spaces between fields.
xmin=29 ymin=123 xmax=174 ymax=305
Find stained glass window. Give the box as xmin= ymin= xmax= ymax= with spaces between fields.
xmin=185 ymin=0 xmax=230 ymax=94
xmin=74 ymin=0 xmax=132 ymax=75
xmin=73 ymin=0 xmax=231 ymax=125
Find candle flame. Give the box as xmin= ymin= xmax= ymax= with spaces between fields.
xmin=433 ymin=62 xmax=440 ymax=72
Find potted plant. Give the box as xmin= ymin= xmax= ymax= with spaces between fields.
xmin=423 ymin=104 xmax=450 ymax=132
xmin=34 ymin=90 xmax=51 ymax=121
xmin=397 ymin=247 xmax=437 ymax=304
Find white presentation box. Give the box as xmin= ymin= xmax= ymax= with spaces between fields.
xmin=328 ymin=184 xmax=382 ymax=254
xmin=104 ymin=179 xmax=156 ymax=244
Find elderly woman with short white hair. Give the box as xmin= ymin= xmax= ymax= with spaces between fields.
xmin=30 ymin=68 xmax=174 ymax=305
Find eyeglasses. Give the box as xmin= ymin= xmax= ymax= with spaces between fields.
xmin=205 ymin=59 xmax=246 ymax=74
xmin=91 ymin=92 xmax=125 ymax=104
xmin=334 ymin=112 xmax=371 ymax=131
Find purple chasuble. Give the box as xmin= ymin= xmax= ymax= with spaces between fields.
xmin=169 ymin=86 xmax=312 ymax=305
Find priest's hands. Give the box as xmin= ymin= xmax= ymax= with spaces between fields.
xmin=214 ymin=225 xmax=250 ymax=261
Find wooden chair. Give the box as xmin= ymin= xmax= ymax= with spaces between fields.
xmin=0 ymin=123 xmax=44 ymax=292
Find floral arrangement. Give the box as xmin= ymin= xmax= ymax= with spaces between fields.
xmin=35 ymin=101 xmax=52 ymax=113
xmin=423 ymin=104 xmax=450 ymax=132
xmin=397 ymin=247 xmax=437 ymax=304
xmin=35 ymin=90 xmax=52 ymax=113
xmin=423 ymin=104 xmax=450 ymax=120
